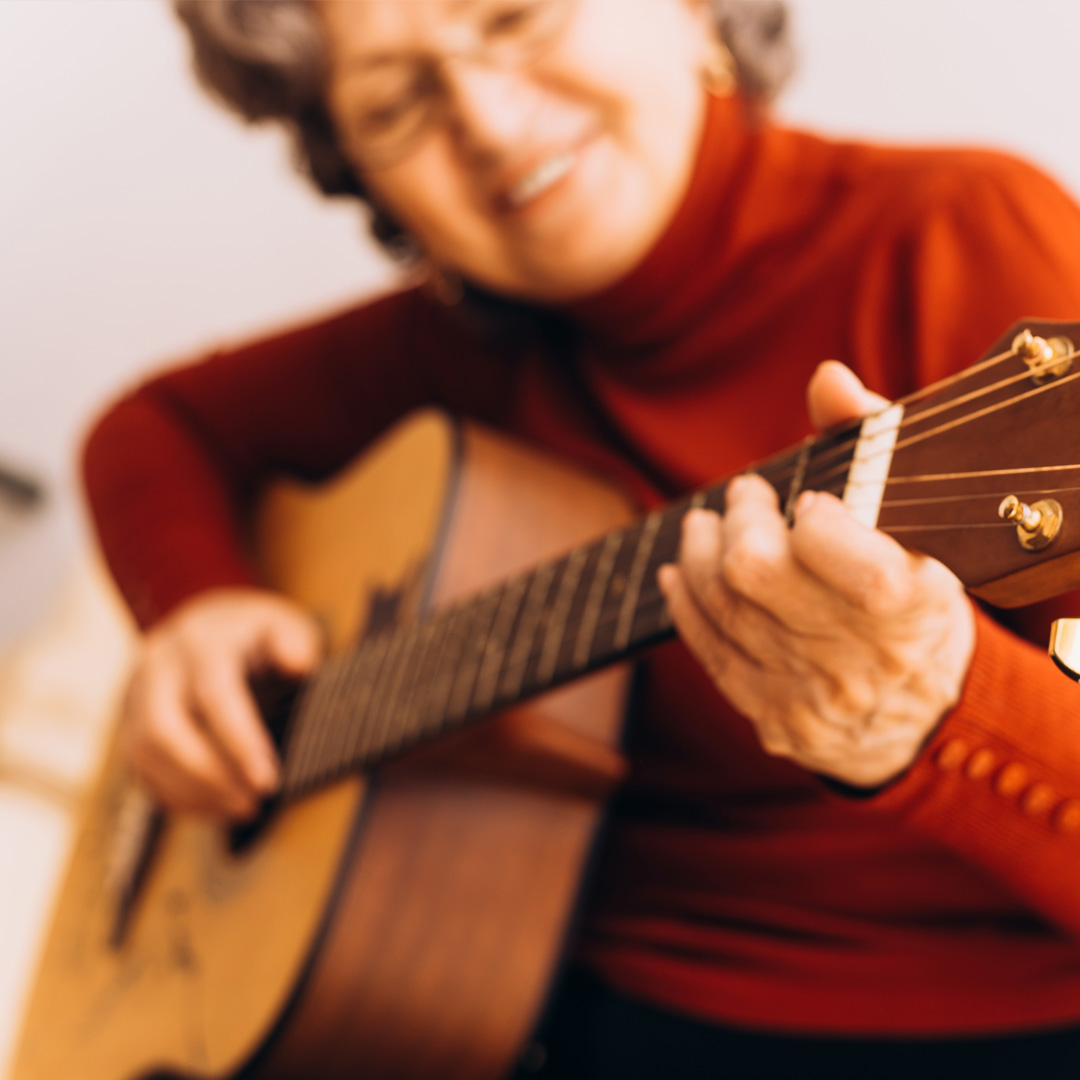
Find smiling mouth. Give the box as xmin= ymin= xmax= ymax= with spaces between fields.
xmin=504 ymin=150 xmax=579 ymax=209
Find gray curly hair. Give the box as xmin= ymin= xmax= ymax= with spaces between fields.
xmin=173 ymin=0 xmax=795 ymax=258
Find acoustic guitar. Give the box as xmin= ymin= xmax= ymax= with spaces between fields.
xmin=12 ymin=318 xmax=1080 ymax=1080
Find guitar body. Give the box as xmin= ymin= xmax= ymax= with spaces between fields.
xmin=12 ymin=412 xmax=634 ymax=1080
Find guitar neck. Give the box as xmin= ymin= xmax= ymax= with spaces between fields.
xmin=276 ymin=319 xmax=1080 ymax=797
xmin=276 ymin=421 xmax=862 ymax=798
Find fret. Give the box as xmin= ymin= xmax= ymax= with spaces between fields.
xmin=389 ymin=615 xmax=442 ymax=749
xmin=612 ymin=510 xmax=663 ymax=652
xmin=419 ymin=602 xmax=475 ymax=736
xmin=351 ymin=630 xmax=405 ymax=766
xmin=535 ymin=547 xmax=588 ymax=687
xmin=369 ymin=620 xmax=425 ymax=757
xmin=470 ymin=574 xmax=529 ymax=714
xmin=279 ymin=679 xmax=319 ymax=790
xmin=282 ymin=652 xmax=353 ymax=789
xmin=445 ymin=588 xmax=503 ymax=722
xmin=782 ymin=438 xmax=813 ymax=523
xmin=409 ymin=605 xmax=467 ymax=737
xmin=304 ymin=646 xmax=375 ymax=782
xmin=337 ymin=633 xmax=392 ymax=770
xmin=572 ymin=530 xmax=625 ymax=670
xmin=292 ymin=680 xmax=339 ymax=789
xmin=800 ymin=420 xmax=862 ymax=494
xmin=498 ymin=563 xmax=556 ymax=701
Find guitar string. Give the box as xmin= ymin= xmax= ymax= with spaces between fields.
xmin=799 ymin=364 xmax=1080 ymax=492
xmin=764 ymin=347 xmax=1080 ymax=490
xmin=296 ymin=447 xmax=1077 ymax=766
xmin=287 ymin=446 xmax=1080 ymax=782
xmin=279 ymin=347 xmax=1080 ymax=782
xmin=874 ymin=482 xmax=1080 ymax=509
xmin=817 ymin=350 xmax=1080 ymax=482
xmin=281 ymin=466 xmax=1069 ymax=789
xmin=371 ymin=444 xmax=1080 ymax=720
xmin=741 ymin=342 xmax=1038 ymax=492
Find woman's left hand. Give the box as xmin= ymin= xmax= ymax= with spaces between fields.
xmin=657 ymin=361 xmax=977 ymax=788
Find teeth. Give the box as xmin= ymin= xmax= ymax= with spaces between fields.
xmin=506 ymin=151 xmax=577 ymax=207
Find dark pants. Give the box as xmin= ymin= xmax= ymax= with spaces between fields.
xmin=516 ymin=969 xmax=1080 ymax=1079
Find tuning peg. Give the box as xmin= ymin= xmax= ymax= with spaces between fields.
xmin=1050 ymin=620 xmax=1080 ymax=682
xmin=998 ymin=495 xmax=1063 ymax=551
xmin=1013 ymin=329 xmax=1075 ymax=384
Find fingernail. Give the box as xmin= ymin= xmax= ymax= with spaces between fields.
xmin=796 ymin=490 xmax=817 ymax=515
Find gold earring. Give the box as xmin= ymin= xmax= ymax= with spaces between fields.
xmin=703 ymin=38 xmax=737 ymax=98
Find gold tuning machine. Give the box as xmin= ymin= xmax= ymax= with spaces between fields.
xmin=1013 ymin=328 xmax=1075 ymax=384
xmin=1050 ymin=619 xmax=1080 ymax=682
xmin=998 ymin=495 xmax=1063 ymax=551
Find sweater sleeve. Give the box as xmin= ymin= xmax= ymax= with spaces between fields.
xmin=82 ymin=287 xmax=444 ymax=628
xmin=848 ymin=153 xmax=1080 ymax=936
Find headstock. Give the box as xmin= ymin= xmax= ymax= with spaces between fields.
xmin=873 ymin=317 xmax=1080 ymax=612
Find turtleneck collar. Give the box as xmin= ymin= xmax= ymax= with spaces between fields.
xmin=566 ymin=91 xmax=762 ymax=351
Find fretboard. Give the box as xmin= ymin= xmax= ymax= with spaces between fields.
xmin=275 ymin=418 xmax=863 ymax=798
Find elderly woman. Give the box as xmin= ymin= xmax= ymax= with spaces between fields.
xmin=84 ymin=1 xmax=1080 ymax=1076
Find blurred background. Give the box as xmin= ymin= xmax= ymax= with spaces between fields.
xmin=3 ymin=0 xmax=1080 ymax=1074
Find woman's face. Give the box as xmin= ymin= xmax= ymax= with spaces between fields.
xmin=318 ymin=0 xmax=714 ymax=303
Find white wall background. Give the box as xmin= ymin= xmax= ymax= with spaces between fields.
xmin=4 ymin=0 xmax=1080 ymax=647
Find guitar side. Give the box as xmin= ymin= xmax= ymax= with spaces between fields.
xmin=11 ymin=411 xmax=633 ymax=1080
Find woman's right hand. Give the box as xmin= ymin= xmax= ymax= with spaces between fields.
xmin=122 ymin=588 xmax=324 ymax=820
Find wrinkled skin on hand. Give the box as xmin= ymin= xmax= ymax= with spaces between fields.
xmin=122 ymin=588 xmax=323 ymax=819
xmin=658 ymin=362 xmax=976 ymax=788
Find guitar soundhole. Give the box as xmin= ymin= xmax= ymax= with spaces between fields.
xmin=228 ymin=669 xmax=302 ymax=855
xmin=228 ymin=797 xmax=279 ymax=854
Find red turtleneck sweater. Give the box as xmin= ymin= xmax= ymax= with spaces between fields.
xmin=84 ymin=96 xmax=1080 ymax=1036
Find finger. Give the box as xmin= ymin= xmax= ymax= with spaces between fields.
xmin=807 ymin=360 xmax=890 ymax=431
xmin=704 ymin=475 xmax=839 ymax=634
xmin=677 ymin=504 xmax=799 ymax=665
xmin=127 ymin=661 xmax=260 ymax=818
xmin=136 ymin=743 xmax=257 ymax=819
xmin=186 ymin=656 xmax=281 ymax=795
xmin=657 ymin=562 xmax=770 ymax=723
xmin=790 ymin=488 xmax=919 ymax=617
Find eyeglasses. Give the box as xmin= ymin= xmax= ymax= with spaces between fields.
xmin=335 ymin=1 xmax=579 ymax=169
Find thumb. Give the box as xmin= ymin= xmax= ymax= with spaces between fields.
xmin=807 ymin=360 xmax=891 ymax=431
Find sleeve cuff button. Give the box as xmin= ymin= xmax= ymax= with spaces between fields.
xmin=1053 ymin=800 xmax=1080 ymax=834
xmin=1020 ymin=782 xmax=1056 ymax=817
xmin=964 ymin=747 xmax=995 ymax=780
xmin=933 ymin=738 xmax=969 ymax=771
xmin=994 ymin=762 xmax=1029 ymax=798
